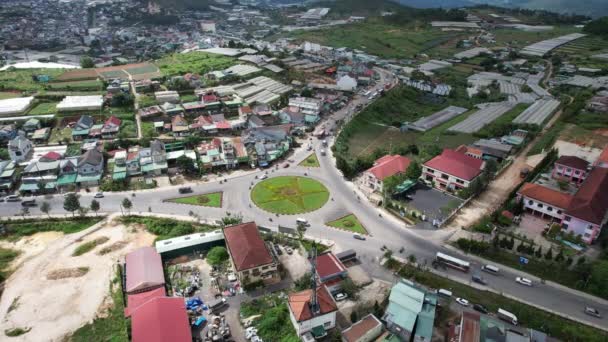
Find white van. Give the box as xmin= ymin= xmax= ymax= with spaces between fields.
xmin=482 ymin=264 xmax=500 ymax=275
xmin=498 ymin=308 xmax=518 ymax=325
xmin=296 ymin=218 xmax=308 ymax=226
xmin=437 ymin=289 xmax=452 ymax=298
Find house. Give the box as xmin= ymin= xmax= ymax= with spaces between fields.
xmin=313 ymin=252 xmax=348 ymax=293
xmin=0 ymin=161 xmax=17 ymax=192
xmin=139 ymin=140 xmax=168 ymax=176
xmin=357 ymin=155 xmax=411 ymax=200
xmin=22 ymin=118 xmax=41 ymax=132
xmin=101 ymin=115 xmax=121 ymax=139
xmin=161 ymin=102 xmax=184 ymax=116
xmin=422 ymin=149 xmax=484 ymax=192
xmin=341 ymin=314 xmax=384 ymax=342
xmin=155 ymin=90 xmax=180 ymax=103
xmin=279 ymin=107 xmax=306 ymax=128
xmin=130 ymin=297 xmax=191 ymax=342
xmin=383 ymin=279 xmax=437 ymax=342
xmin=57 ymin=158 xmax=78 ymax=189
xmin=171 ymin=115 xmax=190 ymax=137
xmin=289 ymin=97 xmax=322 ymax=124
xmin=198 ymin=137 xmax=249 ymax=169
xmin=471 ymin=139 xmax=513 ymax=161
xmin=518 ymin=167 xmax=608 ymax=244
xmin=587 ymin=91 xmax=608 ymax=113
xmin=289 ymin=285 xmax=338 ymax=339
xmin=223 ymin=222 xmax=280 ymax=285
xmin=19 ymin=153 xmax=61 ymax=193
xmin=72 ymin=115 xmax=95 ymax=141
xmin=31 ymin=127 xmax=51 ymax=143
xmin=139 ymin=105 xmax=164 ymax=120
xmin=552 ymin=155 xmax=589 ymax=185
xmin=0 ymin=124 xmax=17 ymax=142
xmin=336 ymin=75 xmax=358 ymax=92
xmin=76 ymin=148 xmax=104 ymax=185
xmin=125 ymin=247 xmax=165 ymax=294
xmin=8 ymin=135 xmax=33 ymax=162
xmin=242 ymin=124 xmax=293 ymax=167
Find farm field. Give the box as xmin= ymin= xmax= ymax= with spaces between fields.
xmin=0 ymin=92 xmax=21 ymax=99
xmin=326 ymin=214 xmax=367 ymax=234
xmin=47 ymin=79 xmax=103 ymax=91
xmin=554 ymin=35 xmax=608 ymax=69
xmin=155 ymin=52 xmax=235 ymax=77
xmin=251 ymin=176 xmax=329 ymax=214
xmin=288 ymin=20 xmax=467 ymax=59
xmin=167 ymin=192 xmax=223 ymax=208
xmin=0 ymin=68 xmax=65 ymax=91
xmin=492 ymin=26 xmax=581 ymax=48
xmin=27 ymin=101 xmax=58 ymax=115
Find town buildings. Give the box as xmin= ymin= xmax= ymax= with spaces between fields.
xmin=357 ymin=155 xmax=411 ymax=202
xmin=422 ymin=149 xmax=484 ymax=192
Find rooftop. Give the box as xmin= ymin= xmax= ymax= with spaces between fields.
xmin=223 ymin=222 xmax=273 ymax=271
xmin=288 ymin=285 xmax=338 ymax=322
xmin=424 ymin=149 xmax=483 ymax=181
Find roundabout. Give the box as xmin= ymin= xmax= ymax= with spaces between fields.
xmin=250 ymin=176 xmax=330 ymax=214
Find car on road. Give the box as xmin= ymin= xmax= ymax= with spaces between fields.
xmin=178 ymin=187 xmax=193 ymax=194
xmin=473 ymin=304 xmax=489 ymax=314
xmin=283 ymin=163 xmax=290 ymax=168
xmin=4 ymin=195 xmax=20 ymax=202
xmin=515 ymin=277 xmax=533 ymax=287
xmin=334 ymin=293 xmax=348 ymax=301
xmin=260 ymin=174 xmax=268 ymax=180
xmin=584 ymin=307 xmax=602 ymax=318
xmin=353 ymin=234 xmax=366 ymax=241
xmin=21 ymin=199 xmax=36 ymax=207
xmin=472 ymin=274 xmax=487 ymax=285
xmin=456 ymin=298 xmax=469 ymax=307
xmin=285 ymin=247 xmax=293 ymax=255
xmin=94 ymin=192 xmax=104 ymax=198
xmin=288 ymin=159 xmax=295 ymax=163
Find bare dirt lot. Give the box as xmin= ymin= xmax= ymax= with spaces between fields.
xmin=0 ymin=216 xmax=155 ymax=342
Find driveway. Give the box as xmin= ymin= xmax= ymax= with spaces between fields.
xmin=400 ymin=184 xmax=463 ymax=224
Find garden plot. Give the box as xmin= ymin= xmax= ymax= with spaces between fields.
xmin=448 ymin=102 xmax=515 ymax=133
xmin=513 ymin=98 xmax=561 ymax=125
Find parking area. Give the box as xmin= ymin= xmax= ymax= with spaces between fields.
xmin=400 ymin=184 xmax=463 ymax=224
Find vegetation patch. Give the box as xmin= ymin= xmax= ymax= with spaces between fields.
xmin=251 ymin=176 xmax=330 ymax=214
xmin=0 ymin=217 xmax=103 ymax=242
xmin=156 ymin=52 xmax=235 ymax=77
xmin=240 ymin=295 xmax=299 ymax=342
xmin=119 ymin=216 xmax=217 ymax=241
xmin=299 ymin=153 xmax=320 ymax=167
xmin=0 ymin=247 xmax=20 ymax=283
xmin=5 ymin=327 xmax=31 ymax=337
xmin=97 ymin=241 xmax=128 ymax=255
xmin=72 ymin=237 xmax=110 ymax=256
xmin=167 ymin=192 xmax=223 ymax=208
xmin=326 ymin=214 xmax=367 ymax=234
xmin=27 ymin=101 xmax=58 ymax=115
xmin=47 ymin=267 xmax=90 ymax=280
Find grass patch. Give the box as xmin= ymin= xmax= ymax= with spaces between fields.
xmin=27 ymin=101 xmax=58 ymax=115
xmin=386 ymin=260 xmax=607 ymax=341
xmin=527 ymin=122 xmax=565 ymax=155
xmin=156 ymin=52 xmax=235 ymax=77
xmin=0 ymin=217 xmax=103 ymax=242
xmin=0 ymin=68 xmax=65 ymax=91
xmin=326 ymin=214 xmax=367 ymax=234
xmin=49 ymin=126 xmax=72 ymax=144
xmin=0 ymin=247 xmax=20 ymax=283
xmin=69 ymin=270 xmax=128 ymax=341
xmin=251 ymin=176 xmax=330 ymax=214
xmin=47 ymin=79 xmax=103 ymax=91
xmin=72 ymin=237 xmax=110 ymax=256
xmin=299 ymin=153 xmax=320 ymax=167
xmin=5 ymin=327 xmax=31 ymax=337
xmin=119 ymin=216 xmax=218 ymax=241
xmin=167 ymin=192 xmax=223 ymax=208
xmin=140 ymin=121 xmax=158 ymax=139
xmin=240 ymin=295 xmax=299 ymax=342
xmin=0 ymin=92 xmax=21 ymax=99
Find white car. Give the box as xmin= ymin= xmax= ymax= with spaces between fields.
xmin=515 ymin=277 xmax=533 ymax=287
xmin=456 ymin=298 xmax=469 ymax=307
xmin=334 ymin=293 xmax=348 ymax=301
xmin=94 ymin=192 xmax=104 ymax=198
xmin=260 ymin=174 xmax=268 ymax=180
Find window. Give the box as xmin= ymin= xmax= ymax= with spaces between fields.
xmin=584 ymin=233 xmax=591 ymax=238
xmin=574 ymin=170 xmax=580 ymax=175
xmin=537 ymin=203 xmax=543 ymax=208
xmin=557 ymin=210 xmax=562 ymax=214
xmin=441 ymin=174 xmax=449 ymax=180
xmin=564 ymin=216 xmax=571 ymax=222
xmin=547 ymin=207 xmax=553 ymax=212
xmin=562 ymin=224 xmax=569 ymax=229
xmin=456 ymin=179 xmax=464 ymax=184
xmin=323 ymin=322 xmax=332 ymax=328
xmin=528 ymin=200 xmax=533 ymax=205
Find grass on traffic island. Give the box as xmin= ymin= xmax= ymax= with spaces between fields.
xmin=326 ymin=214 xmax=367 ymax=235
xmin=385 ymin=259 xmax=607 ymax=341
xmin=299 ymin=153 xmax=320 ymax=168
xmin=166 ymin=192 xmax=223 ymax=208
xmin=251 ymin=176 xmax=329 ymax=215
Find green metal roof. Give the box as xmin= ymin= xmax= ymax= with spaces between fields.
xmin=76 ymin=174 xmax=101 ymax=182
xmin=72 ymin=129 xmax=89 ymax=136
xmin=141 ymin=162 xmax=167 ymax=173
xmin=113 ymin=171 xmax=127 ymax=180
xmin=113 ymin=165 xmax=127 ymax=173
xmin=310 ymin=325 xmax=326 ymax=338
xmin=385 ymin=280 xmax=425 ymax=333
xmin=414 ymin=301 xmax=436 ymax=341
xmin=57 ymin=173 xmax=77 ymax=185
xmin=394 ymin=179 xmax=416 ymax=194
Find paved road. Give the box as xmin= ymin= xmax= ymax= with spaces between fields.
xmin=2 ymin=69 xmax=608 ymax=333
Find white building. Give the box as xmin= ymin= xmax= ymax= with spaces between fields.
xmin=8 ymin=136 xmax=33 ymax=162
xmin=154 ymin=91 xmax=180 ymax=104
xmin=56 ymin=95 xmax=103 ymax=112
xmin=336 ymin=75 xmax=358 ymax=92
xmin=288 ymin=97 xmax=321 ymax=116
xmin=288 ymin=285 xmax=338 ymax=339
xmin=0 ymin=97 xmax=35 ymax=117
xmin=199 ymin=20 xmax=216 ymax=33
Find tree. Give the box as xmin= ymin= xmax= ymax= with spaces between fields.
xmin=535 ymin=246 xmax=543 ymax=258
xmin=176 ymin=155 xmax=197 ymax=175
xmin=484 ymin=159 xmax=498 ymax=177
xmin=207 ymin=246 xmax=229 ymax=266
xmin=121 ymin=198 xmax=132 ymax=215
xmin=545 ymin=248 xmax=553 ymax=260
xmin=110 ymin=92 xmax=134 ymax=107
xmin=90 ymin=199 xmax=100 ymax=216
xmin=63 ymin=193 xmax=81 ymax=216
xmin=40 ymin=201 xmax=51 ymax=218
xmin=405 ymin=161 xmax=422 ymax=180
xmin=37 ymin=181 xmax=46 ymax=194
xmin=350 ymin=310 xmax=358 ymax=323
xmin=80 ymin=56 xmax=95 ymax=68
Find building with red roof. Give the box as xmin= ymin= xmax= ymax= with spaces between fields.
xmin=312 ymin=252 xmax=347 ymax=293
xmin=288 ymin=285 xmax=338 ymax=338
xmin=125 ymin=247 xmax=165 ymax=294
xmin=552 ymin=155 xmax=589 ymax=185
xmin=223 ymin=222 xmax=279 ymax=285
xmin=130 ymin=297 xmax=191 ymax=342
xmin=101 ymin=115 xmax=121 ymax=139
xmin=422 ymin=149 xmax=484 ymax=192
xmin=341 ymin=314 xmax=384 ymax=342
xmin=357 ymin=155 xmax=411 ymax=200
xmin=124 ymin=287 xmax=166 ymax=317
xmin=594 ymin=145 xmax=608 ymax=168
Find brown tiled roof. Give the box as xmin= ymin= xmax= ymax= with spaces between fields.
xmin=342 ymin=314 xmax=383 ymax=342
xmin=555 ymin=155 xmax=589 ymax=170
xmin=288 ymin=285 xmax=337 ymax=322
xmin=518 ymin=182 xmax=573 ymax=209
xmin=566 ymin=167 xmax=608 ymax=225
xmin=223 ymin=222 xmax=273 ymax=271
xmin=366 ymin=155 xmax=411 ymax=181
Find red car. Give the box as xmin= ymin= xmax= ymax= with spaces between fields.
xmin=283 ymin=163 xmax=290 ymax=168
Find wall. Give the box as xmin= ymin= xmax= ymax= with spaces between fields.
xmin=520 ymin=196 xmax=565 ymax=221
xmin=292 ymin=311 xmax=336 ymax=336
xmin=422 ymin=166 xmax=471 ymax=192
xmin=563 ymin=216 xmax=600 ymax=244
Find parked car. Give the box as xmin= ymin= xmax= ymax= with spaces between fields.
xmin=353 ymin=234 xmax=366 ymax=241
xmin=21 ymin=199 xmax=36 ymax=207
xmin=334 ymin=293 xmax=348 ymax=301
xmin=4 ymin=195 xmax=20 ymax=202
xmin=472 ymin=274 xmax=487 ymax=285
xmin=178 ymin=187 xmax=193 ymax=194
xmin=94 ymin=192 xmax=104 ymax=198
xmin=515 ymin=277 xmax=533 ymax=287
xmin=456 ymin=298 xmax=469 ymax=307
xmin=274 ymin=244 xmax=283 ymax=256
xmin=584 ymin=307 xmax=602 ymax=318
xmin=473 ymin=304 xmax=489 ymax=314
xmin=283 ymin=163 xmax=290 ymax=168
